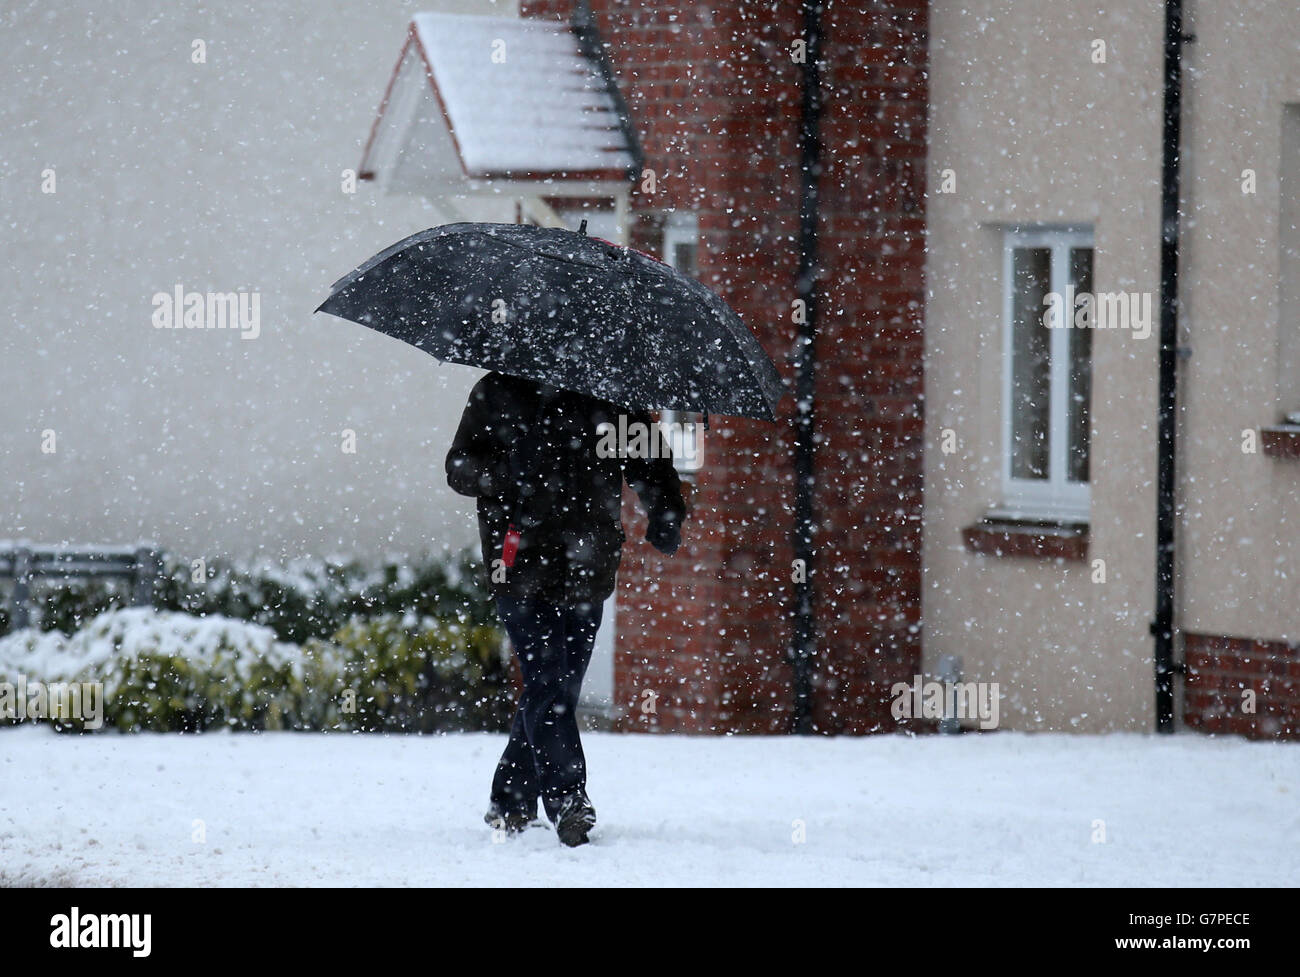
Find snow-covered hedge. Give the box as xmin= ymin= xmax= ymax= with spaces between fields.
xmin=0 ymin=609 xmax=341 ymax=732
xmin=4 ymin=550 xmax=495 ymax=644
xmin=0 ymin=607 xmax=509 ymax=733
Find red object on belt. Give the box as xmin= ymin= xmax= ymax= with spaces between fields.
xmin=501 ymin=523 xmax=520 ymax=568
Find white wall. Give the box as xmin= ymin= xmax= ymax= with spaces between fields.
xmin=0 ymin=0 xmax=518 ymax=565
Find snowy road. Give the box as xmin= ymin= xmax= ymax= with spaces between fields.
xmin=1 ymin=726 xmax=1295 ymax=887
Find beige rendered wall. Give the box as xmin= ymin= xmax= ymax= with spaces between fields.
xmin=925 ymin=0 xmax=1167 ymax=731
xmin=926 ymin=0 xmax=1300 ymax=731
xmin=0 ymin=0 xmax=517 ymax=566
xmin=1177 ymin=2 xmax=1300 ymax=644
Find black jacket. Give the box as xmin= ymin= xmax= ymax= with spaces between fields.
xmin=446 ymin=372 xmax=685 ymax=605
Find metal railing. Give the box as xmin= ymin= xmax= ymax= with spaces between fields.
xmin=0 ymin=541 xmax=162 ymax=631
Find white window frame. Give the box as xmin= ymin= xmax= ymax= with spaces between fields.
xmin=660 ymin=212 xmax=704 ymax=478
xmin=999 ymin=226 xmax=1094 ymax=521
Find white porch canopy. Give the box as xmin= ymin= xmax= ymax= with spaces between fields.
xmin=359 ymin=11 xmax=638 ymax=237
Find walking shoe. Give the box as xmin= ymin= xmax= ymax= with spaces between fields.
xmin=484 ymin=802 xmax=535 ymax=835
xmin=551 ymin=792 xmax=596 ymax=848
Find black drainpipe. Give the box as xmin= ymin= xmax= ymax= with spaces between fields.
xmin=790 ymin=1 xmax=823 ymax=734
xmin=1152 ymin=0 xmax=1193 ymax=733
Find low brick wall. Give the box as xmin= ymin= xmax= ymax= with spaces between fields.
xmin=1184 ymin=632 xmax=1300 ymax=740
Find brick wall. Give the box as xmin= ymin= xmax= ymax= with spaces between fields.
xmin=1184 ymin=633 xmax=1300 ymax=739
xmin=525 ymin=0 xmax=928 ymax=734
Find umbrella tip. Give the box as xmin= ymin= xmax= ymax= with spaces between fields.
xmin=579 ymin=219 xmax=588 ymax=236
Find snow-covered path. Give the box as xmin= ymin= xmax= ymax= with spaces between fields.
xmin=1 ymin=726 xmax=1295 ymax=887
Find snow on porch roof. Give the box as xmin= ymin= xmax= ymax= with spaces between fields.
xmin=359 ymin=11 xmax=639 ymax=187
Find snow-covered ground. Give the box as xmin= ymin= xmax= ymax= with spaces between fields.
xmin=0 ymin=726 xmax=1295 ymax=887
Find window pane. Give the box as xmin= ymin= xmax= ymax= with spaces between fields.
xmin=672 ymin=241 xmax=697 ymax=277
xmin=1068 ymin=248 xmax=1094 ymax=483
xmin=1010 ymin=247 xmax=1052 ymax=480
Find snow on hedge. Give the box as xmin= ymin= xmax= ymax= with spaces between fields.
xmin=0 ymin=608 xmax=340 ymax=732
xmin=0 ymin=608 xmax=309 ymax=692
xmin=0 ymin=607 xmax=507 ymax=733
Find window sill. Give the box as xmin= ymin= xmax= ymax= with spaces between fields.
xmin=962 ymin=517 xmax=1089 ymax=562
xmin=1261 ymin=424 xmax=1300 ymax=460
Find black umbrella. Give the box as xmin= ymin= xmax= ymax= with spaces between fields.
xmin=315 ymin=221 xmax=785 ymax=421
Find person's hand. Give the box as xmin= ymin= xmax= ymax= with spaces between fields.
xmin=646 ymin=511 xmax=682 ymax=556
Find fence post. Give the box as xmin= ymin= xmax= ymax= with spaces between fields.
xmin=133 ymin=545 xmax=161 ymax=608
xmin=11 ymin=544 xmax=33 ymax=631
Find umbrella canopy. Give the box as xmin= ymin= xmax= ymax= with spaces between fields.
xmin=315 ymin=222 xmax=785 ymax=421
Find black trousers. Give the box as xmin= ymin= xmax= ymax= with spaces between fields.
xmin=490 ymin=594 xmax=603 ymax=821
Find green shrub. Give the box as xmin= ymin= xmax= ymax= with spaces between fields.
xmin=0 ymin=608 xmax=345 ymax=733
xmin=0 ymin=550 xmax=510 ymax=734
xmin=162 ymin=550 xmax=497 ymax=643
xmin=324 ymin=614 xmax=512 ymax=733
xmin=0 ymin=549 xmax=496 ymax=643
xmin=39 ymin=577 xmax=124 ymax=636
xmin=0 ymin=605 xmax=510 ymax=734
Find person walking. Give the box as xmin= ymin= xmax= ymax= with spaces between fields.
xmin=446 ymin=370 xmax=686 ymax=846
